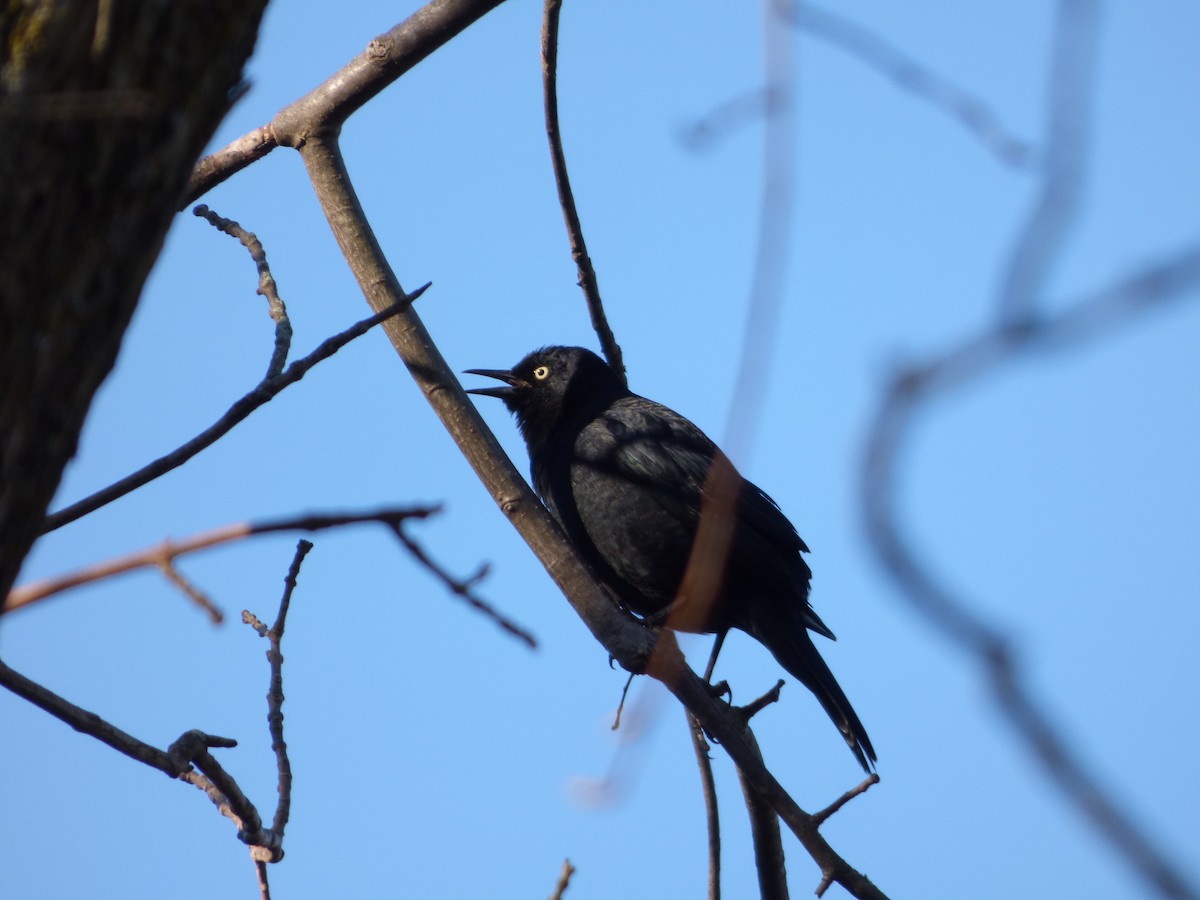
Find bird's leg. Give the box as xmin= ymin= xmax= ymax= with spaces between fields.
xmin=702 ymin=630 xmax=727 ymax=683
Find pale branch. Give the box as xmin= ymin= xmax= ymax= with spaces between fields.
xmin=156 ymin=557 xmax=224 ymax=624
xmin=295 ymin=127 xmax=888 ymax=897
xmin=10 ymin=506 xmax=532 ymax=648
xmin=193 ymin=204 xmax=292 ymax=379
xmin=778 ymin=0 xmax=1034 ymax=168
xmin=185 ymin=0 xmax=510 ymax=205
xmin=15 ymin=509 xmax=438 ymax=612
xmin=41 ymin=288 xmax=425 ymax=533
xmin=540 ymin=0 xmax=625 ymax=383
xmin=860 ymin=3 xmax=1199 ymax=897
xmin=297 ymin=134 xmax=636 ymax=653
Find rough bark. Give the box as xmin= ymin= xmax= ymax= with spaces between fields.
xmin=0 ymin=0 xmax=268 ymax=600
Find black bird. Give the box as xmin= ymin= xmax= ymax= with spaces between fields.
xmin=466 ymin=346 xmax=875 ymax=771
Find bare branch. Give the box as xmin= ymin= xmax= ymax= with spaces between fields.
xmin=11 ymin=507 xmax=436 ymax=613
xmin=548 ymin=859 xmax=576 ymax=900
xmin=294 ymin=130 xmax=886 ymax=895
xmin=156 ymin=557 xmax=224 ymax=624
xmin=249 ymin=539 xmax=312 ymax=841
xmin=0 ymin=653 xmax=294 ymax=867
xmin=860 ymin=5 xmax=1199 ymax=896
xmin=391 ymin=523 xmax=538 ymax=649
xmin=187 ymin=125 xmax=279 ymax=207
xmin=186 ymin=0 xmax=510 ymax=204
xmin=0 ymin=656 xmax=185 ymax=776
xmin=193 ymin=204 xmax=292 ymax=379
xmin=779 ymin=1 xmax=1034 ymax=168
xmin=719 ymin=688 xmax=791 ymax=900
xmin=733 ymin=725 xmax=790 ymax=900
xmin=813 ymin=774 xmax=881 ymax=829
xmin=540 ymin=0 xmax=625 ymax=383
xmin=863 ymin=260 xmax=1200 ymax=900
xmin=686 ymin=711 xmax=722 ymax=900
xmin=41 ymin=287 xmax=425 ymax=533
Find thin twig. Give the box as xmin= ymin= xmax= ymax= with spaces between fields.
xmin=738 ymin=680 xmax=785 ymax=722
xmin=548 ymin=858 xmax=576 ymax=900
xmin=256 ymin=540 xmax=311 ymax=841
xmin=391 ymin=524 xmax=537 ymax=649
xmin=687 ymin=711 xmax=721 ymax=900
xmin=10 ymin=507 xmax=437 ymax=613
xmin=156 ymin=557 xmax=223 ymax=623
xmin=812 ymin=774 xmax=881 ymax=828
xmin=0 ymin=657 xmax=184 ymax=775
xmin=41 ymin=287 xmax=426 ymax=533
xmin=540 ymin=0 xmax=624 ymax=383
xmin=194 ymin=204 xmax=293 ymax=378
xmin=11 ymin=508 xmax=538 ymax=653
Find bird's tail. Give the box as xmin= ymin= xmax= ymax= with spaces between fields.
xmin=745 ymin=610 xmax=876 ymax=773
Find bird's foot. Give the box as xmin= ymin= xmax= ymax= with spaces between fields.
xmin=707 ymin=679 xmax=732 ymax=703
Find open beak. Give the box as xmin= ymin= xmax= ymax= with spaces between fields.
xmin=463 ymin=368 xmax=526 ymax=400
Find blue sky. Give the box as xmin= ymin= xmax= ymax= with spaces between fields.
xmin=4 ymin=2 xmax=1198 ymax=898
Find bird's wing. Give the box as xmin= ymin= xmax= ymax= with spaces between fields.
xmin=593 ymin=399 xmax=715 ymax=516
xmin=735 ymin=483 xmax=835 ymax=640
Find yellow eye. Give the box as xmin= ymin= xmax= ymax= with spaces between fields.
xmin=532 ymin=365 xmax=550 ymax=380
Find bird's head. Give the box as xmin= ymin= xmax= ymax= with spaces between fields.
xmin=465 ymin=346 xmax=625 ymax=449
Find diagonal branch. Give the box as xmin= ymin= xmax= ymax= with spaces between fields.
xmin=295 ymin=128 xmax=887 ymax=898
xmin=41 ymin=289 xmax=424 ymax=533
